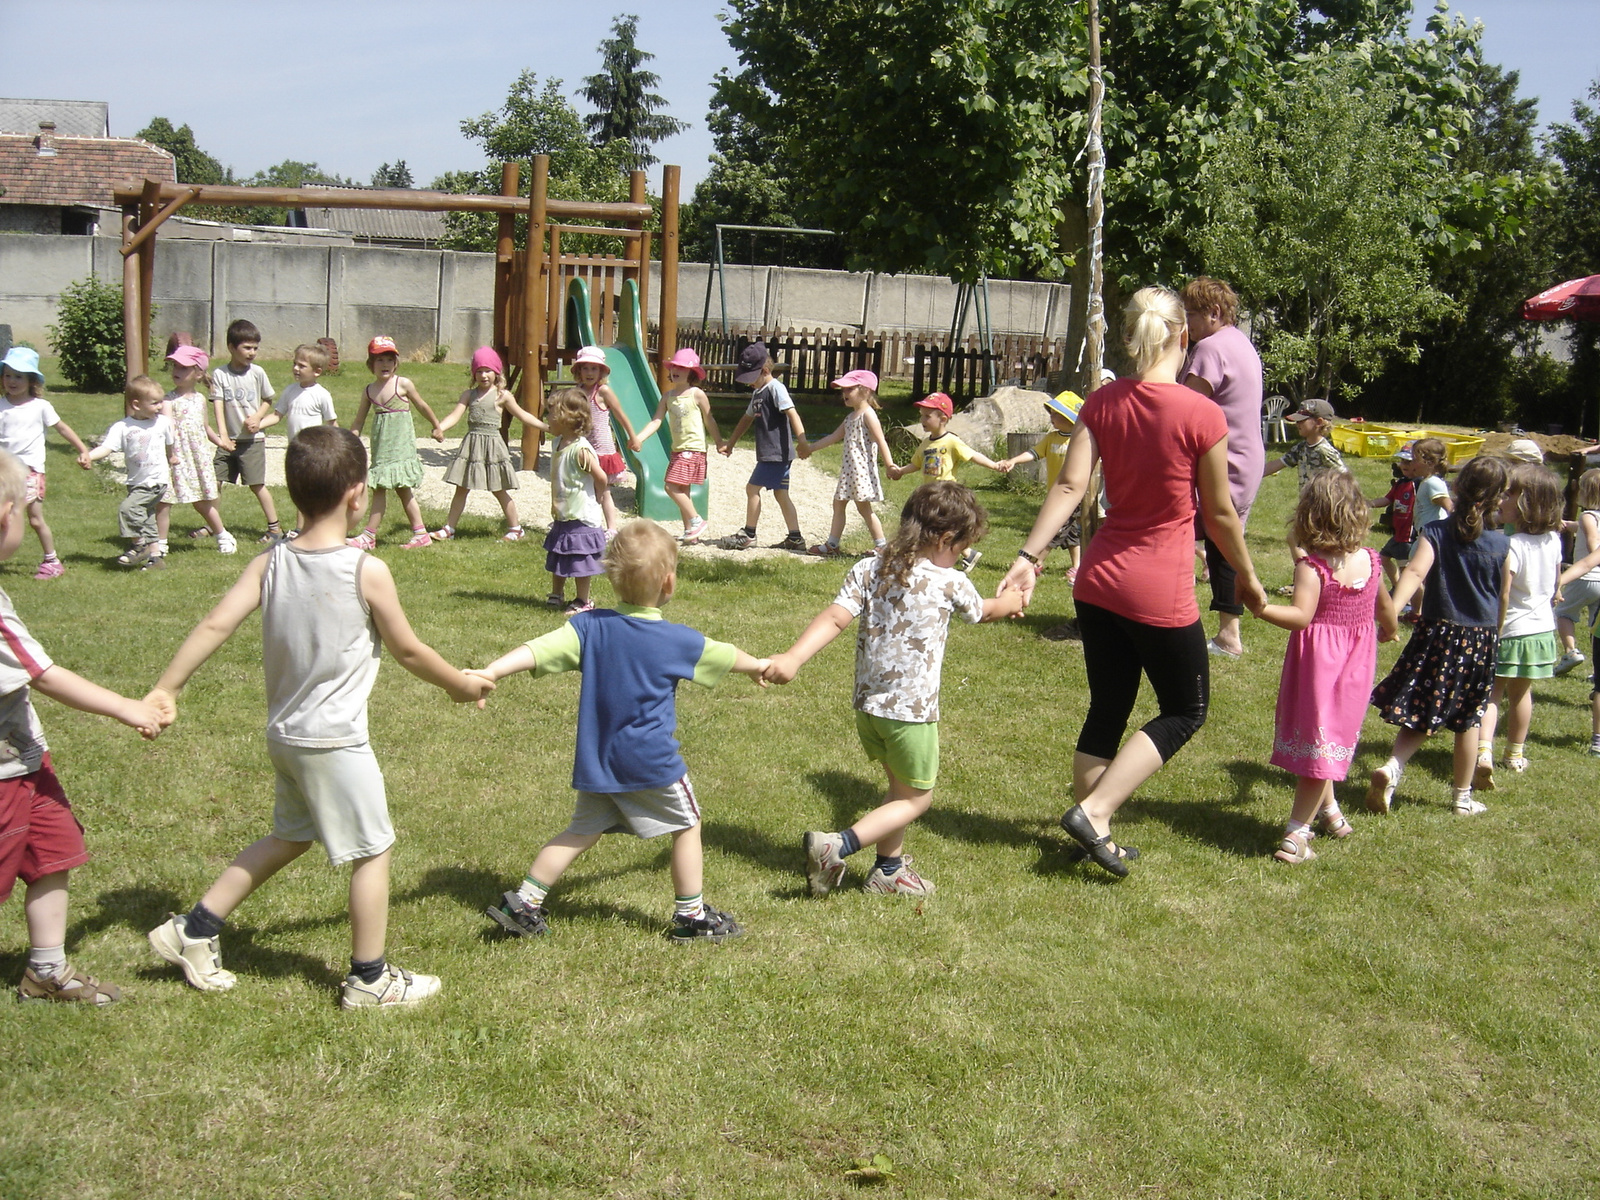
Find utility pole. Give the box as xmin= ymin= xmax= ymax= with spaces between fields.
xmin=1084 ymin=0 xmax=1106 ymax=391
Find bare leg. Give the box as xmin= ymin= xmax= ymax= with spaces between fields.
xmin=857 ymin=500 xmax=885 ymax=543
xmin=549 ymin=572 xmax=565 ymax=603
xmin=1504 ymin=677 xmax=1535 ymax=749
xmin=347 ymin=849 xmax=390 ymax=963
xmin=199 ymin=835 xmax=313 ymax=918
xmin=1074 ymin=734 xmax=1165 ymax=832
xmin=1479 ymin=679 xmax=1506 ymax=756
xmin=669 ymin=823 xmax=704 ymax=899
xmin=26 ymin=499 xmax=54 ymax=559
xmin=744 ymin=484 xmax=763 ymax=531
xmin=193 ymin=497 xmax=225 ymax=535
xmin=848 ymin=766 xmax=933 ymax=858
xmin=1391 ymin=726 xmax=1428 ymax=768
xmin=1213 ymin=613 xmax=1244 ymax=655
xmin=666 ymin=481 xmax=697 ymax=527
xmin=443 ymin=486 xmax=470 ymax=530
xmin=250 ymin=483 xmax=279 ymax=529
xmin=23 ymin=871 xmax=68 ymax=950
xmin=395 ymin=486 xmax=424 ymax=531
xmin=774 ymin=488 xmax=800 ymax=532
xmin=156 ymin=502 xmax=171 ymax=544
xmin=1558 ymin=615 xmax=1578 ymax=654
xmin=1452 ymin=728 xmax=1479 ymax=790
xmin=527 ymin=827 xmax=605 ymax=889
xmin=1288 ymin=776 xmax=1334 ymax=827
xmin=493 ymin=489 xmax=520 ymax=530
xmin=826 ymin=499 xmax=848 ymax=543
xmin=574 ymin=575 xmax=592 ymax=602
xmin=364 ymin=487 xmax=389 ymax=533
xmin=600 ymin=485 xmax=621 ymax=533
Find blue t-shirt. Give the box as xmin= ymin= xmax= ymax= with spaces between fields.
xmin=525 ymin=605 xmax=736 ymax=792
xmin=1419 ymin=518 xmax=1509 ymax=628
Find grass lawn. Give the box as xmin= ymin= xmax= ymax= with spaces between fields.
xmin=3 ymin=359 xmax=1599 ymax=1198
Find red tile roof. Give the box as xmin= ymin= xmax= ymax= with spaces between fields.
xmin=0 ymin=134 xmax=174 ymax=208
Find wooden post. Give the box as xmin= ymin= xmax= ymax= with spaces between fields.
xmin=520 ymin=155 xmax=549 ymax=468
xmin=121 ymin=206 xmax=141 ymax=382
xmin=495 ymin=162 xmax=518 ymax=447
xmin=659 ymin=165 xmax=680 ymax=384
xmin=137 ymin=179 xmax=161 ymax=367
xmin=1083 ymin=0 xmax=1106 ymax=392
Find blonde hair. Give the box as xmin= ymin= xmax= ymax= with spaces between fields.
xmin=1508 ymin=463 xmax=1564 ymax=535
xmin=1410 ymin=438 xmax=1447 ymax=477
xmin=1577 ymin=468 xmax=1600 ymax=512
xmin=125 ymin=374 xmax=164 ymax=412
xmin=0 ymin=447 xmax=26 ymax=510
xmin=879 ymin=481 xmax=989 ymax=589
xmin=295 ymin=343 xmax=330 ymax=372
xmin=1122 ymin=286 xmax=1185 ymax=374
xmin=605 ymin=519 xmax=676 ymax=606
xmin=546 ymin=387 xmax=590 ymax=436
xmin=845 ymin=386 xmax=881 ymax=411
xmin=1291 ymin=469 xmax=1369 ymax=555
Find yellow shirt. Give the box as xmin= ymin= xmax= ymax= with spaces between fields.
xmin=666 ymin=390 xmax=707 ymax=453
xmin=916 ymin=432 xmax=976 ymax=481
xmin=1031 ymin=429 xmax=1073 ymax=484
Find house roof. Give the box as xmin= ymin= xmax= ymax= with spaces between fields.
xmin=0 ymin=99 xmax=110 ymax=138
xmin=0 ymin=134 xmax=174 ymax=208
xmin=298 ymin=201 xmax=446 ymax=244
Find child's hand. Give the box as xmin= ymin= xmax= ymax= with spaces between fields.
xmin=219 ymin=436 xmax=236 ymax=452
xmin=995 ymin=460 xmax=1013 ymax=473
xmin=796 ymin=443 xmax=811 ymax=460
xmin=750 ymin=658 xmax=772 ymax=687
xmin=628 ymin=436 xmax=642 ymax=453
xmin=244 ymin=415 xmax=260 ymax=434
xmin=143 ymin=687 xmax=177 ymax=728
xmin=451 ymin=671 xmax=496 ymax=708
xmin=432 ymin=425 xmax=445 ymax=442
xmin=77 ymin=452 xmax=92 ymax=470
xmin=718 ymin=441 xmax=732 ymax=457
xmin=124 ymin=695 xmax=168 ymax=739
xmin=762 ymin=652 xmax=800 ymax=685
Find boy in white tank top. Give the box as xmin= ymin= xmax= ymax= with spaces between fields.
xmin=143 ymin=427 xmax=493 ymax=1009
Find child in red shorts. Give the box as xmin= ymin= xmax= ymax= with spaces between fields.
xmin=0 ymin=448 xmax=164 ymax=1002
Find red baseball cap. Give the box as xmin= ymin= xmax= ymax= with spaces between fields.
xmin=367 ymin=336 xmax=399 ymax=357
xmin=914 ymin=392 xmax=954 ymax=418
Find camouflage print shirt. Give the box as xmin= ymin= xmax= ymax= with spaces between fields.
xmin=834 ymin=555 xmax=985 ymax=724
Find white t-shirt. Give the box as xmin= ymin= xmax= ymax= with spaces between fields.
xmin=211 ymin=363 xmax=275 ymax=437
xmin=101 ymin=415 xmax=175 ymax=489
xmin=1503 ymin=529 xmax=1560 ymax=639
xmin=275 ymin=383 xmax=337 ymax=439
xmin=833 ymin=555 xmax=985 ymax=723
xmin=0 ymin=585 xmax=51 ymax=779
xmin=0 ymin=397 xmax=61 ymax=472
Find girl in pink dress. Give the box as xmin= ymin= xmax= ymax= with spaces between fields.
xmin=1254 ymin=471 xmax=1398 ymax=863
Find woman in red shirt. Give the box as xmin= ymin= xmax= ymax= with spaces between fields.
xmin=998 ymin=287 xmax=1265 ymax=877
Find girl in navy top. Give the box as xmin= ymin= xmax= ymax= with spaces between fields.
xmin=1368 ymin=455 xmax=1510 ymax=816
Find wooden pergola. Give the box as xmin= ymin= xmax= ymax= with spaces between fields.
xmin=113 ymin=156 xmax=682 ymax=458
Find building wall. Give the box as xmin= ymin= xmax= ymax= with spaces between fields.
xmin=0 ymin=232 xmax=1068 ymax=361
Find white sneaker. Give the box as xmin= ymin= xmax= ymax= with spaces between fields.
xmin=340 ymin=962 xmax=442 ymax=1010
xmin=1452 ymin=795 xmax=1488 ymax=816
xmin=216 ymin=531 xmax=238 ymax=555
xmin=148 ymin=913 xmax=236 ymax=992
xmin=1366 ymin=763 xmax=1401 ymax=814
xmin=1554 ymin=649 xmax=1586 ymax=677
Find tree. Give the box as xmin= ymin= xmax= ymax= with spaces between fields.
xmin=436 ymin=70 xmax=635 ymax=253
xmin=135 ymin=117 xmax=226 ymax=185
xmin=1194 ymin=57 xmax=1456 ymax=403
xmin=235 ymin=161 xmax=355 ymax=227
xmin=371 ymin=161 xmax=414 ymax=189
xmin=579 ymin=14 xmax=687 ymax=169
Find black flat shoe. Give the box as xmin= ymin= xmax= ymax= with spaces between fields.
xmin=1063 ymin=842 xmax=1139 ymax=865
xmin=1059 ymin=805 xmax=1132 ymax=878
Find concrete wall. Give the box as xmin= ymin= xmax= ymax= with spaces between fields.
xmin=0 ymin=231 xmax=1065 ymax=361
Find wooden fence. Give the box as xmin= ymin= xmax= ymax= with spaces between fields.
xmin=654 ymin=325 xmax=1070 ymax=401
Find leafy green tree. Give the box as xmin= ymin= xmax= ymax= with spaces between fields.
xmin=579 ymin=14 xmax=687 ymax=169
xmin=234 ymin=161 xmax=355 ymax=226
xmin=135 ymin=117 xmax=226 ymax=185
xmin=1194 ymin=57 xmax=1456 ymax=403
xmin=371 ymin=161 xmax=414 ymax=188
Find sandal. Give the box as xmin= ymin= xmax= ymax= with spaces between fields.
xmin=1059 ymin=805 xmax=1133 ymax=878
xmin=115 ymin=544 xmax=151 ymax=567
xmin=545 ymin=593 xmax=565 ymax=608
xmin=187 ymin=527 xmax=213 ymax=539
xmin=1273 ymin=832 xmax=1318 ymax=864
xmin=1312 ymin=810 xmax=1353 ymax=839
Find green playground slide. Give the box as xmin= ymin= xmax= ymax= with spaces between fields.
xmin=563 ymin=277 xmax=706 ymax=523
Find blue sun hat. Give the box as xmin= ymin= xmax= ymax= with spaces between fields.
xmin=1045 ymin=390 xmax=1083 ymax=424
xmin=1 ymin=347 xmax=43 ymax=384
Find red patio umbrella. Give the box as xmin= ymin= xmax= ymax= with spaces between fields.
xmin=1522 ymin=275 xmax=1600 ymax=321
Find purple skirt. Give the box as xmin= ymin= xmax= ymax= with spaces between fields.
xmin=545 ymin=519 xmax=607 ymax=578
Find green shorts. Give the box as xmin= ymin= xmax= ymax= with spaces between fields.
xmin=855 ymin=711 xmax=939 ymax=790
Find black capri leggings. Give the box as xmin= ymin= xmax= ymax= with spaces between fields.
xmin=1202 ymin=534 xmax=1243 ymax=617
xmin=1075 ymin=601 xmax=1210 ymax=763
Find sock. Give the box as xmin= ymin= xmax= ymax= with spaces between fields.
xmin=41 ymin=553 xmax=58 ymax=564
xmin=787 ymin=529 xmax=801 ymax=538
xmin=184 ymin=901 xmax=226 ymax=940
xmin=1381 ymin=756 xmax=1401 ymax=779
xmin=1478 ymin=744 xmax=1493 ymax=762
xmin=674 ymin=893 xmax=706 ymax=921
xmin=412 ymin=526 xmax=427 ymax=535
xmin=742 ymin=526 xmax=756 ymax=538
xmin=826 ymin=537 xmax=840 ymax=549
xmin=349 ymin=955 xmax=386 ymax=985
xmin=515 ymin=875 xmax=550 ymax=907
xmin=28 ymin=944 xmax=66 ymax=978
xmin=1286 ymin=819 xmax=1311 ymax=837
xmin=1508 ymin=742 xmax=1525 ymax=760
xmin=873 ymin=854 xmax=903 ymax=876
xmin=438 ymin=524 xmax=454 ymax=536
xmin=1590 ymin=734 xmax=1600 ymax=751
xmin=874 ymin=538 xmax=887 ymax=549
xmin=1453 ymin=786 xmax=1473 ymax=805
xmin=838 ymin=828 xmax=862 ymax=857
xmin=155 ymin=540 xmax=169 ymax=556
xmin=266 ymin=521 xmax=281 ymax=532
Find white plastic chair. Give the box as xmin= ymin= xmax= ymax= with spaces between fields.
xmin=1262 ymin=395 xmax=1290 ymax=444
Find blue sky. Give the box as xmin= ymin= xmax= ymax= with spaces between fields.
xmin=6 ymin=1 xmax=1596 ymax=198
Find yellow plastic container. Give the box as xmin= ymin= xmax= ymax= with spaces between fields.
xmin=1331 ymin=424 xmax=1483 ymax=464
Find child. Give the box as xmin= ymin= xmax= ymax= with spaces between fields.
xmin=891 ymin=391 xmax=1008 ymax=570
xmin=1476 ymin=463 xmax=1564 ymax=784
xmin=572 ymin=345 xmax=637 ymax=534
xmin=144 ymin=426 xmax=492 ymax=1008
xmin=79 ymin=376 xmax=177 ymax=570
xmin=542 ymin=388 xmax=610 ymax=614
xmin=347 ymin=336 xmax=445 ymax=550
xmin=256 ymin=343 xmax=337 ymax=441
xmin=432 ymin=347 xmax=545 ymax=542
xmin=162 ymin=345 xmax=235 ymax=554
xmin=633 ymin=348 xmax=722 ymax=544
xmin=210 ymin=319 xmax=284 ymax=542
xmin=716 ymin=341 xmax=810 ymax=551
xmin=1368 ymin=455 xmax=1511 ymax=816
xmin=998 ymin=391 xmax=1087 ymax=583
xmin=804 ymin=369 xmax=900 ymax=557
xmin=0 ymin=347 xmax=89 ymax=581
xmin=1552 ymin=467 xmax=1600 ymax=679
xmin=767 ymin=481 xmax=1025 ymax=896
xmin=1252 ymin=472 xmax=1398 ymax=863
xmin=0 ymin=447 xmax=164 ymax=1002
xmin=475 ymin=519 xmax=768 ymax=942
xmin=1262 ymin=399 xmax=1346 ymax=486
xmin=1370 ymin=444 xmax=1420 ymax=591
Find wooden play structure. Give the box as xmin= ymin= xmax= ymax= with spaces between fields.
xmin=112 ymin=156 xmax=682 ymax=489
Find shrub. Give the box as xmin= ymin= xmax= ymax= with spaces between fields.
xmin=48 ymin=276 xmax=140 ymax=393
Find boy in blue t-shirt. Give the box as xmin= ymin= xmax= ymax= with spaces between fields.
xmin=474 ymin=519 xmax=770 ymax=942
xmin=716 ymin=341 xmax=811 ymax=550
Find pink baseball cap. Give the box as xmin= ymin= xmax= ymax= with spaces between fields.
xmin=667 ymin=347 xmax=706 ymax=382
xmin=166 ymin=344 xmax=209 ymax=370
xmin=832 ymin=369 xmax=878 ymax=391
xmin=914 ymin=392 xmax=954 ymax=417
xmin=470 ymin=346 xmax=504 ymax=375
xmin=367 ymin=336 xmax=399 ymax=357
xmin=573 ymin=346 xmax=611 ymax=376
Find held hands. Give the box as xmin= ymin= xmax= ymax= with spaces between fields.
xmin=627 ymin=436 xmax=642 ymax=453
xmin=243 ymin=415 xmax=260 ymax=435
xmin=77 ymin=452 xmax=92 ymax=470
xmin=997 ymin=557 xmax=1039 ymax=607
xmin=138 ymin=688 xmax=178 ymax=738
xmin=455 ymin=670 xmax=497 ymax=708
xmin=717 ymin=441 xmax=733 ymax=457
xmin=750 ymin=658 xmax=772 ymax=688
xmin=796 ymin=441 xmax=812 ymax=461
xmin=761 ymin=652 xmax=801 ymax=686
xmin=1237 ymin=573 xmax=1269 ymax=618
xmin=431 ymin=425 xmax=445 ymax=442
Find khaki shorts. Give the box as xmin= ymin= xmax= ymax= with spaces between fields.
xmin=215 ymin=436 xmax=266 ymax=487
xmin=268 ymin=741 xmax=394 ymax=865
xmin=568 ymin=774 xmax=700 ymax=839
xmin=855 ymin=711 xmax=939 ymax=790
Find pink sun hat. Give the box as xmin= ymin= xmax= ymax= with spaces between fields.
xmin=470 ymin=346 xmax=504 ymax=375
xmin=165 ymin=344 xmax=209 ymax=371
xmin=832 ymin=368 xmax=878 ymax=391
xmin=666 ymin=347 xmax=706 ymax=382
xmin=572 ymin=345 xmax=611 ymax=378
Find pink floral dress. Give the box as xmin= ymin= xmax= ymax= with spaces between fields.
xmin=163 ymin=391 xmax=219 ymax=505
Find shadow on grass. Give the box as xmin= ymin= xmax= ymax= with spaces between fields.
xmin=451 ymin=588 xmax=546 ymax=610
xmin=1126 ymin=759 xmax=1286 ymax=856
xmin=397 ymin=861 xmax=667 ymax=938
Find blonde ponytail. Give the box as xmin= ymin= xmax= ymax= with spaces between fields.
xmin=1122 ymin=287 xmax=1185 ymax=375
